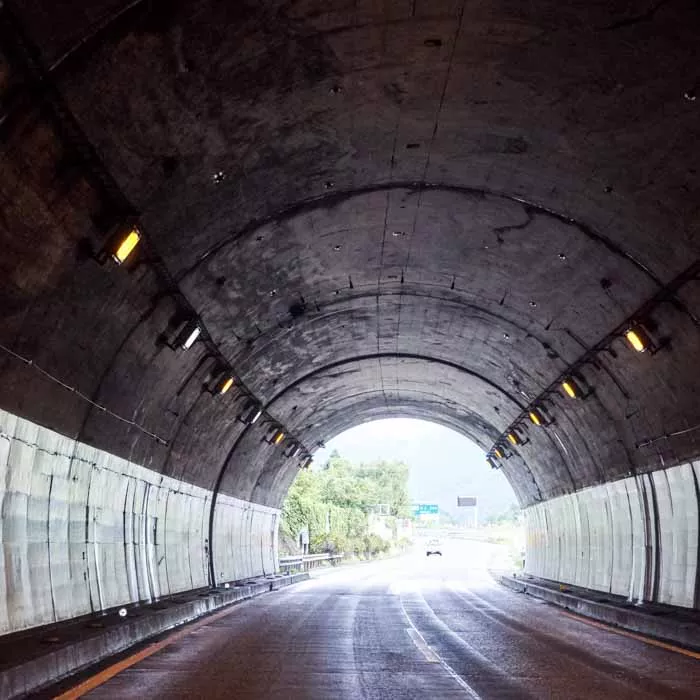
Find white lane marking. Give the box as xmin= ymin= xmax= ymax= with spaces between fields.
xmin=406 ymin=627 xmax=440 ymax=663
xmin=399 ymin=597 xmax=482 ymax=699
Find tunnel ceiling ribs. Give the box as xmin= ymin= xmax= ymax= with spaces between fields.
xmin=0 ymin=0 xmax=699 ymax=510
xmin=0 ymin=2 xmax=311 ymax=462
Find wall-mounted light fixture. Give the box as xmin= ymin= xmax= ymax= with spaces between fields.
xmin=506 ymin=428 xmax=528 ymax=447
xmin=94 ymin=221 xmax=142 ymax=265
xmin=110 ymin=225 xmax=141 ymax=265
xmin=265 ymin=425 xmax=285 ymax=445
xmin=486 ymin=456 xmax=500 ymax=470
xmin=486 ymin=258 xmax=700 ymax=461
xmin=205 ymin=365 xmax=235 ymax=395
xmin=285 ymin=442 xmax=302 ymax=458
xmin=238 ymin=399 xmax=262 ymax=425
xmin=528 ymin=408 xmax=544 ymax=426
xmin=624 ymin=324 xmax=654 ymax=353
xmin=216 ymin=375 xmax=235 ymax=395
xmin=171 ymin=319 xmax=201 ymax=350
xmin=301 ymin=456 xmax=313 ymax=470
xmin=528 ymin=406 xmax=552 ymax=427
xmin=493 ymin=445 xmax=510 ymax=460
xmin=561 ymin=376 xmax=586 ymax=399
xmin=506 ymin=431 xmax=521 ymax=446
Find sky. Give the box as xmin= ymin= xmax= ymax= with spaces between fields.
xmin=311 ymin=418 xmax=517 ymax=523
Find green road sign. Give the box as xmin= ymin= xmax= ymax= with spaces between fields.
xmin=412 ymin=503 xmax=439 ymax=516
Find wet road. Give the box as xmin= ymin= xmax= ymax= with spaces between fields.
xmin=66 ymin=540 xmax=700 ymax=699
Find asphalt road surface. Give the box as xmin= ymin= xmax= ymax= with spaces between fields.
xmin=61 ymin=539 xmax=700 ymax=699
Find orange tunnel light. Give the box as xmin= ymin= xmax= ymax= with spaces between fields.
xmin=625 ymin=326 xmax=651 ymax=353
xmin=218 ymin=376 xmax=234 ymax=395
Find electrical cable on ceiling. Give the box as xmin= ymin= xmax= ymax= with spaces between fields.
xmin=636 ymin=423 xmax=700 ymax=449
xmin=0 ymin=341 xmax=169 ymax=445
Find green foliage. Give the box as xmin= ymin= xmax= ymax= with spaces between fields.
xmin=280 ymin=451 xmax=411 ymax=557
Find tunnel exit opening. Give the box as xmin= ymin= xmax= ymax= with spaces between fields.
xmin=277 ymin=418 xmax=522 ymax=572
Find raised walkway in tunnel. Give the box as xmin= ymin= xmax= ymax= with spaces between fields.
xmin=39 ymin=542 xmax=700 ymax=700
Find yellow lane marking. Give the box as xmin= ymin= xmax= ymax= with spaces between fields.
xmin=559 ymin=610 xmax=700 ymax=661
xmin=54 ymin=601 xmax=252 ymax=699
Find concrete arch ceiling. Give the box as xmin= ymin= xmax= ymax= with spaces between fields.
xmin=2 ymin=0 xmax=700 ymax=511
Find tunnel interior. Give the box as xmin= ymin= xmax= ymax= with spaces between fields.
xmin=1 ymin=0 xmax=699 ymax=635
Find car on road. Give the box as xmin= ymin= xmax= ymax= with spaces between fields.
xmin=426 ymin=538 xmax=442 ymax=556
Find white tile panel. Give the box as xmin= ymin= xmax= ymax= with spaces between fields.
xmin=524 ymin=461 xmax=700 ymax=610
xmin=0 ymin=409 xmax=280 ymax=636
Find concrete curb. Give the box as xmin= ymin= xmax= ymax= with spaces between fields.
xmin=0 ymin=573 xmax=309 ymax=699
xmin=498 ymin=574 xmax=700 ymax=652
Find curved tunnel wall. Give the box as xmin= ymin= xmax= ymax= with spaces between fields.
xmin=1 ymin=0 xmax=700 ymax=634
xmin=525 ymin=461 xmax=700 ymax=608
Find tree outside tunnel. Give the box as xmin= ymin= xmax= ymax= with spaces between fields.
xmin=279 ymin=419 xmax=520 ymax=560
xmin=280 ymin=449 xmax=412 ymax=558
xmin=0 ymin=0 xmax=699 ymax=649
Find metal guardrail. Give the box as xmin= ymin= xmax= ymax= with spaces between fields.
xmin=278 ymin=553 xmax=344 ymax=572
